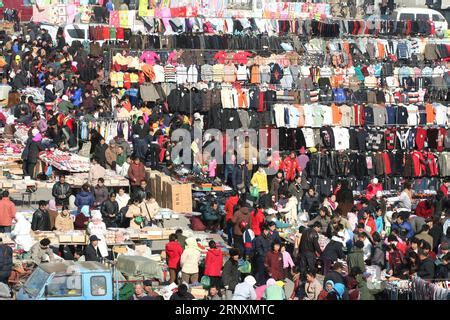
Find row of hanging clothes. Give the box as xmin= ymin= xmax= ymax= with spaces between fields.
xmin=78 ymin=119 xmax=134 ymax=143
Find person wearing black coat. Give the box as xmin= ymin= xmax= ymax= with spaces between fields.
xmin=321 ymin=236 xmax=345 ymax=275
xmin=323 ymin=262 xmax=346 ymax=288
xmin=253 ymin=227 xmax=272 ymax=285
xmin=0 ymin=240 xmax=13 ymax=284
xmin=299 ymin=223 xmax=322 ymax=274
xmin=417 ymin=250 xmax=435 ymax=280
xmin=93 ymin=138 xmax=108 ymax=168
xmin=84 ymin=236 xmax=102 ymax=262
xmin=51 ymin=175 xmax=72 ymax=206
xmin=100 ymin=193 xmax=119 ymax=228
xmin=170 ymin=284 xmax=194 ymax=300
xmin=132 ymin=117 xmax=150 ymax=140
xmin=31 ymin=201 xmax=51 ymax=231
xmin=222 ymin=249 xmax=241 ymax=299
xmin=232 ymin=162 xmax=250 ymax=193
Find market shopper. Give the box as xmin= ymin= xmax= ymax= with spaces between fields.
xmin=180 ymin=238 xmax=202 ymax=284
xmin=222 ymin=248 xmax=241 ymax=300
xmin=231 ymin=199 xmax=252 ymax=256
xmin=101 ymin=192 xmax=119 ymax=228
xmin=140 ymin=193 xmax=159 ymax=225
xmin=93 ymin=178 xmax=109 ymax=208
xmin=128 ymin=156 xmax=146 ymax=195
xmin=31 ymin=200 xmax=51 ymax=232
xmin=75 ymin=184 xmax=95 ymax=211
xmin=204 ymin=240 xmax=223 ymax=287
xmin=0 ymin=191 xmax=16 ymax=233
xmin=52 ymin=175 xmax=72 ymax=207
xmin=88 ymin=158 xmax=106 ymax=186
xmin=165 ymin=234 xmax=184 ymax=284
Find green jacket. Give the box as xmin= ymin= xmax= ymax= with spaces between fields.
xmin=116 ymin=153 xmax=126 ymax=166
xmin=356 ymin=275 xmax=374 ymax=300
xmin=263 ymin=285 xmax=286 ymax=300
xmin=347 ymin=247 xmax=366 ymax=272
xmin=58 ymin=100 xmax=74 ymax=114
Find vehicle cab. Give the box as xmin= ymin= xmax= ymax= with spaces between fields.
xmin=16 ymin=261 xmax=113 ymax=300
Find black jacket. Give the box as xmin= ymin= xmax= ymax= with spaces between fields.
xmin=94 ymin=144 xmax=108 ymax=166
xmin=27 ymin=140 xmax=43 ymax=163
xmin=323 ymin=270 xmax=345 ymax=289
xmin=232 ymin=165 xmax=250 ymax=190
xmin=84 ymin=244 xmax=102 ymax=262
xmin=0 ymin=244 xmax=13 ymax=277
xmin=253 ymin=234 xmax=272 ymax=258
xmin=222 ymin=259 xmax=240 ymax=291
xmin=321 ymin=240 xmax=344 ymax=262
xmin=417 ymin=257 xmax=435 ymax=280
xmin=299 ymin=228 xmax=321 ymax=255
xmin=132 ymin=123 xmax=150 ymax=140
xmin=52 ymin=182 xmax=72 ymax=206
xmin=31 ymin=209 xmax=51 ymax=231
xmin=101 ymin=199 xmax=119 ymax=228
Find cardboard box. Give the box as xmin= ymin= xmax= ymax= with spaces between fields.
xmin=72 ymin=234 xmax=87 ymax=243
xmin=58 ymin=234 xmax=72 ymax=243
xmin=155 ymin=173 xmax=171 ymax=204
xmin=166 ymin=182 xmax=192 ymax=213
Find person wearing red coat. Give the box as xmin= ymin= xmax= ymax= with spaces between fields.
xmin=280 ymin=152 xmax=300 ymax=182
xmin=415 ymin=200 xmax=434 ymax=219
xmin=165 ymin=234 xmax=184 ymax=284
xmin=366 ymin=178 xmax=383 ymax=201
xmin=204 ymin=240 xmax=224 ymax=287
xmin=127 ymin=157 xmax=146 ymax=194
xmin=224 ymin=192 xmax=240 ymax=246
xmin=251 ymin=207 xmax=265 ymax=237
xmin=361 ymin=211 xmax=377 ymax=236
xmin=264 ymin=241 xmax=285 ymax=281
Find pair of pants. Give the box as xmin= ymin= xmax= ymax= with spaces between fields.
xmin=226 ymin=221 xmax=234 ymax=246
xmin=181 ymin=272 xmax=199 ymax=284
xmin=253 ymin=256 xmax=267 ymax=285
xmin=26 ymin=162 xmax=37 ymax=178
xmin=0 ymin=226 xmax=11 ymax=233
xmin=233 ymin=235 xmax=244 ymax=257
xmin=299 ymin=252 xmax=317 ymax=274
xmin=169 ymin=268 xmax=178 ymax=284
xmin=148 ymin=143 xmax=160 ymax=169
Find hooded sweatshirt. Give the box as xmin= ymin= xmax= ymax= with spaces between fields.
xmin=233 ymin=276 xmax=257 ymax=300
xmin=165 ymin=240 xmax=183 ymax=269
xmin=204 ymin=248 xmax=224 ymax=277
xmin=180 ymin=238 xmax=201 ymax=274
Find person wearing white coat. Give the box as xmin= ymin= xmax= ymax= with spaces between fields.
xmin=11 ymin=212 xmax=34 ymax=252
xmin=180 ymin=237 xmax=201 ymax=284
xmin=87 ymin=211 xmax=108 ymax=258
xmin=278 ymin=195 xmax=299 ymax=225
xmin=232 ymin=275 xmax=257 ymax=300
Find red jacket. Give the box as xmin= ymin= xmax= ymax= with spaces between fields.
xmin=225 ymin=195 xmax=239 ymax=222
xmin=415 ymin=200 xmax=433 ymax=219
xmin=251 ymin=209 xmax=265 ymax=236
xmin=165 ymin=241 xmax=183 ymax=269
xmin=0 ymin=198 xmax=16 ymax=226
xmin=280 ymin=156 xmax=300 ymax=181
xmin=128 ymin=162 xmax=146 ymax=186
xmin=361 ymin=216 xmax=377 ymax=235
xmin=264 ymin=251 xmax=284 ymax=280
xmin=204 ymin=248 xmax=223 ymax=277
xmin=441 ymin=184 xmax=449 ymax=198
xmin=366 ymin=183 xmax=382 ymax=200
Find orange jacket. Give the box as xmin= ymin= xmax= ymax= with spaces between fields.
xmin=0 ymin=198 xmax=16 ymax=226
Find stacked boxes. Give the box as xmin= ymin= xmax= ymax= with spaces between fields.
xmin=150 ymin=171 xmax=192 ymax=213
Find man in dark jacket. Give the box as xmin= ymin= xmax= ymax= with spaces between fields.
xmin=324 ymin=262 xmax=346 ymax=289
xmin=321 ymin=234 xmax=345 ymax=275
xmin=93 ymin=138 xmax=108 ymax=168
xmin=132 ymin=116 xmax=150 ymax=140
xmin=301 ymin=187 xmax=320 ymax=218
xmin=31 ymin=200 xmax=51 ymax=231
xmin=298 ymin=222 xmax=322 ymax=274
xmin=93 ymin=178 xmax=109 ymax=207
xmin=51 ymin=175 xmax=72 ymax=206
xmin=201 ymin=201 xmax=222 ymax=231
xmin=232 ymin=161 xmax=250 ymax=193
xmin=84 ymin=235 xmax=102 ymax=262
xmin=417 ymin=249 xmax=435 ymax=280
xmin=0 ymin=238 xmax=13 ymax=284
xmin=222 ymin=248 xmax=241 ymax=299
xmin=370 ymin=232 xmax=385 ymax=269
xmin=435 ymin=253 xmax=450 ymax=280
xmin=253 ymin=226 xmax=272 ymax=285
xmin=100 ymin=192 xmax=119 ymax=228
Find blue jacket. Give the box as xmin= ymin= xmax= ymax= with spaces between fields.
xmin=71 ymin=89 xmax=83 ymax=107
xmin=392 ymin=221 xmax=414 ymax=239
xmin=75 ymin=191 xmax=95 ymax=210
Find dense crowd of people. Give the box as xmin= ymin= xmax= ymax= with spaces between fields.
xmin=0 ymin=17 xmax=449 ymax=301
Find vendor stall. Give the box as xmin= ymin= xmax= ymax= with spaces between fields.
xmin=39 ymin=149 xmax=90 ymax=173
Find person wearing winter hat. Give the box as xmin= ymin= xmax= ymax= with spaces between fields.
xmin=222 ymin=248 xmax=241 ymax=299
xmin=204 ymin=240 xmax=223 ymax=288
xmin=87 ymin=210 xmax=108 ymax=257
xmin=233 ymin=275 xmax=257 ymax=300
xmin=366 ymin=178 xmax=383 ymax=201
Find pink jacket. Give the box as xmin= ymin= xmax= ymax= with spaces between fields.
xmin=282 ymin=251 xmax=295 ymax=269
